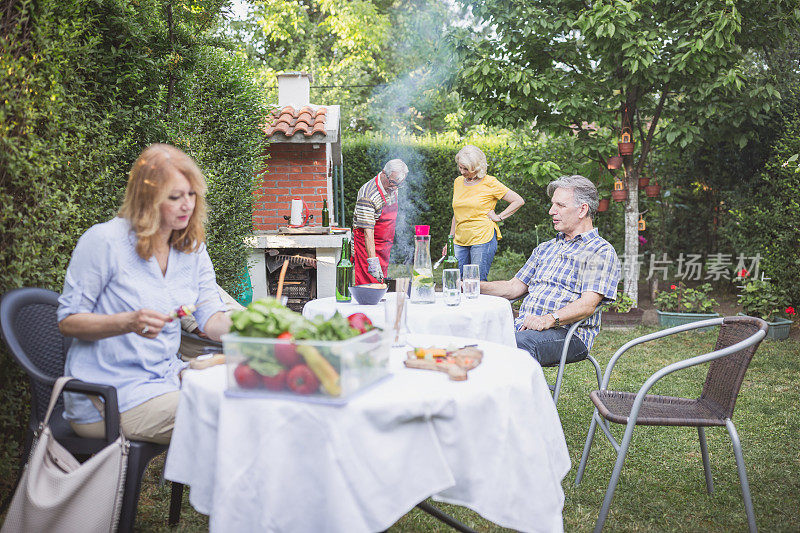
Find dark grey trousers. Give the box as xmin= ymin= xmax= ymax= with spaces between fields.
xmin=515 ymin=327 xmax=588 ymax=367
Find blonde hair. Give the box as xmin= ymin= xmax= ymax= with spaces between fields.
xmin=455 ymin=145 xmax=488 ymax=179
xmin=118 ymin=144 xmax=208 ymax=259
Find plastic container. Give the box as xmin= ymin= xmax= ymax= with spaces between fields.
xmin=222 ymin=329 xmax=391 ymax=405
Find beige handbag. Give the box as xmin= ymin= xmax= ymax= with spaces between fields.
xmin=1 ymin=377 xmax=129 ymax=533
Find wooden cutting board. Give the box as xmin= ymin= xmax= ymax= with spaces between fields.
xmin=404 ymin=346 xmax=483 ymax=381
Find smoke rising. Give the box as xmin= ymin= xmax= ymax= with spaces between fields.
xmin=366 ymin=1 xmax=459 ymax=268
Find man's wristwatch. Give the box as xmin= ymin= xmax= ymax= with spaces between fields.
xmin=551 ymin=312 xmax=560 ymax=328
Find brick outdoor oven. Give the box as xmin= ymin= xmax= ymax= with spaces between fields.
xmin=246 ymin=72 xmax=348 ymax=310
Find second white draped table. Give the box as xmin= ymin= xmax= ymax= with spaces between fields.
xmin=302 ymin=293 xmax=517 ymax=347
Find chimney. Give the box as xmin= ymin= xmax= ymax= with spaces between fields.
xmin=277 ymin=71 xmax=313 ymax=108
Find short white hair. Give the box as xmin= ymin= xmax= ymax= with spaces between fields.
xmin=455 ymin=145 xmax=488 ymax=178
xmin=382 ymin=159 xmax=408 ymax=179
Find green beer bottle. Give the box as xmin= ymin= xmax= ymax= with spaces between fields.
xmin=321 ymin=199 xmax=330 ymax=227
xmin=335 ymin=237 xmax=353 ymax=302
xmin=443 ymin=234 xmax=458 ymax=271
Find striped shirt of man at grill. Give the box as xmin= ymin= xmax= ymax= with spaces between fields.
xmin=352 ymin=176 xmax=398 ymax=229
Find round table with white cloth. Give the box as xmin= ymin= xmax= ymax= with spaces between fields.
xmin=302 ymin=293 xmax=517 ymax=347
xmin=164 ymin=333 xmax=570 ymax=533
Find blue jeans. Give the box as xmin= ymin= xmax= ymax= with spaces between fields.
xmin=455 ymin=231 xmax=498 ymax=282
xmin=515 ymin=328 xmax=588 ymax=367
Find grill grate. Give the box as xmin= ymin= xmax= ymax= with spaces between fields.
xmin=265 ymin=249 xmax=317 ymax=311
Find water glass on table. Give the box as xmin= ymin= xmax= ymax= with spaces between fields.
xmin=462 ymin=264 xmax=480 ymax=299
xmin=442 ymin=268 xmax=461 ymax=306
xmin=384 ymin=292 xmax=410 ymax=347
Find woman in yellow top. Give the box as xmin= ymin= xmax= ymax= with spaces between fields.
xmin=446 ymin=145 xmax=524 ymax=281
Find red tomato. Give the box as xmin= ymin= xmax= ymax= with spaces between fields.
xmin=233 ymin=363 xmax=262 ymax=389
xmin=347 ymin=312 xmax=373 ymax=334
xmin=286 ymin=364 xmax=320 ymax=395
xmin=275 ymin=331 xmax=302 ymax=368
xmin=262 ymin=369 xmax=287 ymax=391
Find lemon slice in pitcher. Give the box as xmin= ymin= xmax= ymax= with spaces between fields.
xmin=413 ymin=270 xmax=433 ymax=286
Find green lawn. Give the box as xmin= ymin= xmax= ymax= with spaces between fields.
xmin=21 ymin=327 xmax=800 ymax=532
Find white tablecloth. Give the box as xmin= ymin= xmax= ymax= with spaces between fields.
xmin=165 ymin=334 xmax=570 ymax=533
xmin=302 ymin=293 xmax=517 ymax=347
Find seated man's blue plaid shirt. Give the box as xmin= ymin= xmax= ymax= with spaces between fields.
xmin=514 ymin=228 xmax=621 ymax=352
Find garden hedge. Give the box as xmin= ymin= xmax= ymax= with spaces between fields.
xmin=0 ymin=0 xmax=265 ymax=495
xmin=727 ymin=86 xmax=800 ymax=305
xmin=340 ymin=132 xmax=592 ymax=265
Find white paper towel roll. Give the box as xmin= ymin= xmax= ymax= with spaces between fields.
xmin=290 ymin=198 xmax=304 ymax=226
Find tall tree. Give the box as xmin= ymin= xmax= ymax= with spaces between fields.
xmin=451 ymin=0 xmax=800 ymax=302
xmin=225 ymin=0 xmax=462 ymax=133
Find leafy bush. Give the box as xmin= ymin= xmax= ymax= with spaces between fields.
xmin=737 ymin=278 xmax=795 ymax=322
xmin=726 ymin=85 xmax=800 ymax=307
xmin=487 ymin=249 xmax=528 ymax=282
xmin=0 ymin=0 xmax=265 ymax=501
xmin=603 ymin=290 xmax=636 ymax=313
xmin=164 ymin=47 xmax=267 ymax=300
xmin=653 ymin=282 xmax=718 ymax=313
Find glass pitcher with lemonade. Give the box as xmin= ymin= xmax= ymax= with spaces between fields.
xmin=410 ymin=225 xmax=435 ymax=304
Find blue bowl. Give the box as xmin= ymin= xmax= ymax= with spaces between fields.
xmin=348 ymin=284 xmax=388 ymax=305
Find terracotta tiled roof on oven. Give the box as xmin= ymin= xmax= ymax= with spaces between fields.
xmin=264 ymin=105 xmax=327 ymax=139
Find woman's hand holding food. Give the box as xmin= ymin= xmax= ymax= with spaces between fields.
xmin=130 ymin=309 xmax=171 ymax=339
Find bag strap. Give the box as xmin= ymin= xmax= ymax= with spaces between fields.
xmin=43 ymin=378 xmax=126 ymax=444
xmin=42 ymin=377 xmax=74 ymax=426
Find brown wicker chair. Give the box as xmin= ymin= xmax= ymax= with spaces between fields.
xmin=574 ymin=315 xmax=768 ymax=533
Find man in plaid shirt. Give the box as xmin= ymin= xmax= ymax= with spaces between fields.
xmin=482 ymin=175 xmax=620 ymax=366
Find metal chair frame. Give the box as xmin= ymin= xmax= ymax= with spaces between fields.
xmin=574 ymin=316 xmax=767 ymax=533
xmin=551 ymin=314 xmax=603 ymax=406
xmin=511 ymin=296 xmax=603 ymax=407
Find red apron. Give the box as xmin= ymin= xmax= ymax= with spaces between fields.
xmin=353 ymin=176 xmax=398 ymax=284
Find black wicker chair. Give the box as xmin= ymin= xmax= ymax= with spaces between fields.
xmin=574 ymin=315 xmax=768 ymax=533
xmin=0 ymin=287 xmax=183 ymax=532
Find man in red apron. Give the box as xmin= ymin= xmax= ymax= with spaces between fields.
xmin=352 ymin=159 xmax=408 ymax=284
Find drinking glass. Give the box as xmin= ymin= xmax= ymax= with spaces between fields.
xmin=442 ymin=268 xmax=461 ymax=306
xmin=384 ymin=292 xmax=410 ymax=347
xmin=462 ymin=264 xmax=480 ymax=299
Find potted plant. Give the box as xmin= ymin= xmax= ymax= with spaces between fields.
xmin=653 ymin=282 xmax=719 ymax=330
xmin=601 ymin=291 xmax=643 ymax=329
xmin=737 ymin=278 xmax=796 ymax=340
xmin=597 ymin=196 xmax=610 ymax=212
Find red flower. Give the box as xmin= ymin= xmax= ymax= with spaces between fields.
xmin=787 ymin=307 xmax=796 ymax=316
xmin=670 ymin=284 xmax=677 ymax=290
xmin=738 ymin=268 xmax=749 ymax=278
